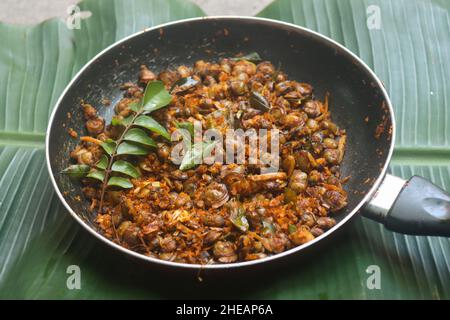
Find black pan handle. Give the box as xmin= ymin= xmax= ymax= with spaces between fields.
xmin=363 ymin=174 xmax=450 ymax=237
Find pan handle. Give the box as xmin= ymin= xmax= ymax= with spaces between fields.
xmin=363 ymin=174 xmax=450 ymax=237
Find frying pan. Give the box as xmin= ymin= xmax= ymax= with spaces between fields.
xmin=46 ymin=17 xmax=450 ymax=269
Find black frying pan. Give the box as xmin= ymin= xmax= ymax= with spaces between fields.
xmin=46 ymin=17 xmax=450 ymax=269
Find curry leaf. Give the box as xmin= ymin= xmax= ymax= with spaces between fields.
xmin=179 ymin=147 xmax=196 ymax=171
xmin=170 ymin=76 xmax=199 ymax=94
xmin=116 ymin=141 xmax=149 ymax=156
xmin=86 ymin=169 xmax=105 ymax=182
xmin=288 ymin=224 xmax=297 ymax=234
xmin=230 ymin=204 xmax=249 ymax=232
xmin=107 ymin=176 xmax=133 ymax=189
xmin=250 ymin=91 xmax=270 ymax=111
xmin=111 ymin=116 xmax=122 ymax=126
xmin=95 ymin=155 xmax=108 ymax=170
xmin=129 ymin=100 xmax=141 ymax=112
xmin=262 ymin=220 xmax=276 ymax=235
xmin=61 ymin=164 xmax=90 ymax=178
xmin=135 ymin=115 xmax=170 ymax=140
xmin=111 ymin=160 xmax=140 ymax=178
xmin=123 ymin=128 xmax=156 ymax=147
xmin=142 ymin=80 xmax=172 ymax=113
xmin=111 ymin=115 xmax=133 ymax=126
xmin=100 ymin=139 xmax=116 ymax=155
xmin=230 ymin=52 xmax=262 ymax=63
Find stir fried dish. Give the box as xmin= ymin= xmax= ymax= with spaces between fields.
xmin=63 ymin=55 xmax=348 ymax=264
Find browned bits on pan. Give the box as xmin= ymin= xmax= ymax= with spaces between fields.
xmin=324 ymin=189 xmax=348 ymax=212
xmin=68 ymin=128 xmax=78 ymax=138
xmin=275 ymin=81 xmax=293 ymax=95
xmin=70 ymin=57 xmax=348 ymax=264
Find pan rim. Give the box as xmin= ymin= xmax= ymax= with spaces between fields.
xmin=45 ymin=16 xmax=396 ymax=270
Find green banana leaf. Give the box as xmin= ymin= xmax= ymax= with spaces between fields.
xmin=0 ymin=0 xmax=449 ymax=299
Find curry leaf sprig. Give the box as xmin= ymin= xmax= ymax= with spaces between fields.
xmin=62 ymin=81 xmax=172 ymax=213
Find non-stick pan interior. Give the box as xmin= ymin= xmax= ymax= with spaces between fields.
xmin=48 ymin=17 xmax=393 ymax=230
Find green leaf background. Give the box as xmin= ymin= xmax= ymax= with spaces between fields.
xmin=0 ymin=0 xmax=449 ymax=299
